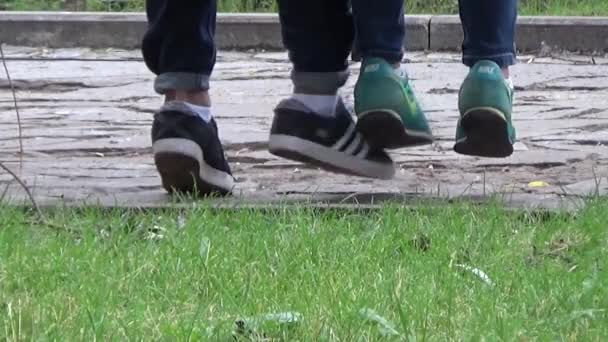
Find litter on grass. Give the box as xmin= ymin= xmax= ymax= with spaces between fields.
xmin=359 ymin=308 xmax=400 ymax=337
xmin=234 ymin=311 xmax=302 ymax=338
xmin=455 ymin=264 xmax=496 ymax=287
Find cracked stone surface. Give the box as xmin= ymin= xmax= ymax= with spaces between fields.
xmin=0 ymin=46 xmax=607 ymax=209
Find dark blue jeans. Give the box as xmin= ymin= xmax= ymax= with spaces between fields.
xmin=459 ymin=0 xmax=518 ymax=68
xmin=142 ymin=0 xmax=517 ymax=94
xmin=142 ymin=0 xmax=217 ymax=93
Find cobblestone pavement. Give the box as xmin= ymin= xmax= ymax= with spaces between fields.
xmin=1 ymin=46 xmax=607 ymax=209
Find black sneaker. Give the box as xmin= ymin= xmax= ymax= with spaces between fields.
xmin=151 ymin=102 xmax=234 ymax=196
xmin=268 ymin=98 xmax=395 ymax=180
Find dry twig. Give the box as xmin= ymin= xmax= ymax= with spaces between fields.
xmin=0 ymin=162 xmax=42 ymax=216
xmin=0 ymin=162 xmax=71 ymax=233
xmin=0 ymin=43 xmax=24 ymax=167
xmin=0 ymin=45 xmax=59 ymax=229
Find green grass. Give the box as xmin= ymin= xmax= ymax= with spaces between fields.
xmin=1 ymin=201 xmax=607 ymax=340
xmin=1 ymin=0 xmax=608 ymax=15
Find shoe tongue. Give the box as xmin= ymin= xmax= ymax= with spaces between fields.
xmin=472 ymin=60 xmax=503 ymax=79
xmin=362 ymin=58 xmax=408 ymax=84
xmin=361 ymin=57 xmax=392 ymax=73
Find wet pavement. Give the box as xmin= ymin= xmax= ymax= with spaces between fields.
xmin=1 ymin=46 xmax=607 ymax=210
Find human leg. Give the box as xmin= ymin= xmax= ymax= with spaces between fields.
xmin=454 ymin=0 xmax=518 ymax=158
xmin=268 ymin=0 xmax=395 ymax=180
xmin=351 ymin=0 xmax=433 ymax=149
xmin=143 ymin=0 xmax=234 ymax=195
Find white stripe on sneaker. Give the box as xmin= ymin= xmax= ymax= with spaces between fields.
xmin=356 ymin=142 xmax=370 ymax=159
xmin=343 ymin=133 xmax=362 ymax=155
xmin=268 ymin=134 xmax=395 ymax=179
xmin=332 ymin=123 xmax=356 ymax=150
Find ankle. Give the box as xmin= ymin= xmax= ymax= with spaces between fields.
xmin=501 ymin=68 xmax=510 ymax=79
xmin=165 ymin=90 xmax=211 ymax=107
xmin=291 ymin=93 xmax=339 ymax=117
xmin=362 ymin=57 xmax=401 ymax=69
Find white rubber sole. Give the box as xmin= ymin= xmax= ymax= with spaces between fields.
xmin=268 ymin=134 xmax=395 ymax=180
xmin=152 ymin=138 xmax=234 ymax=194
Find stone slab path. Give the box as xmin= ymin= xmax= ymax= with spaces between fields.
xmin=1 ymin=46 xmax=607 ymax=209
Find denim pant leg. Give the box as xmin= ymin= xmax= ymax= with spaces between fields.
xmin=142 ymin=0 xmax=217 ymax=94
xmin=351 ymin=0 xmax=405 ymax=64
xmin=459 ymin=0 xmax=518 ymax=67
xmin=278 ymin=0 xmax=354 ymax=94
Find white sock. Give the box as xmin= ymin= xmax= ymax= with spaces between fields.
xmin=186 ymin=102 xmax=212 ymax=123
xmin=291 ymin=93 xmax=339 ymax=117
xmin=162 ymin=101 xmax=212 ymax=123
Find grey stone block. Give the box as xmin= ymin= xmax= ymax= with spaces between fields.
xmin=0 ymin=12 xmax=283 ymax=50
xmin=429 ymin=15 xmax=462 ymax=52
xmin=429 ymin=15 xmax=608 ymax=53
xmin=405 ymin=15 xmax=431 ymax=51
xmin=0 ymin=12 xmax=147 ymax=49
xmin=517 ymin=16 xmax=608 ymax=53
xmin=216 ymin=14 xmax=283 ymax=50
xmin=3 ymin=12 xmax=606 ymax=53
xmin=0 ymin=12 xmax=430 ymax=51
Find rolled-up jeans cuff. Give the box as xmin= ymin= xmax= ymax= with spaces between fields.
xmin=291 ymin=70 xmax=350 ymax=94
xmin=154 ymin=72 xmax=210 ymax=94
xmin=462 ymin=53 xmax=516 ymax=68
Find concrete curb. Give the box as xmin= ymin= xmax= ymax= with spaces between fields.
xmin=1 ymin=12 xmax=607 ymax=52
xmin=0 ymin=12 xmax=281 ymax=50
xmin=430 ymin=15 xmax=608 ymax=53
xmin=0 ymin=12 xmax=429 ymax=50
xmin=402 ymin=15 xmax=431 ymax=51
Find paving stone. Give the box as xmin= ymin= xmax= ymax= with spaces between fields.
xmin=0 ymin=47 xmax=607 ymax=210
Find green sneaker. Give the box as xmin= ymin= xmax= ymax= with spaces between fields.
xmin=454 ymin=60 xmax=516 ymax=158
xmin=354 ymin=58 xmax=433 ymax=150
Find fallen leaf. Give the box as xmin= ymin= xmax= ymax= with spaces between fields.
xmin=359 ymin=308 xmax=399 ymax=337
xmin=409 ymin=233 xmax=431 ymax=252
xmin=234 ymin=311 xmax=302 ymax=338
xmin=144 ymin=231 xmax=165 ymax=241
xmin=177 ymin=213 xmax=186 ymax=230
xmin=261 ymin=312 xmax=302 ymax=324
xmin=568 ymin=309 xmax=605 ymax=322
xmin=144 ymin=224 xmax=166 ymax=240
xmin=528 ymin=181 xmax=550 ymax=188
xmin=205 ymin=325 xmax=216 ymax=338
xmin=199 ymin=237 xmax=211 ymax=264
xmin=99 ymin=229 xmax=111 ymax=239
xmin=455 ymin=264 xmax=495 ymax=287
